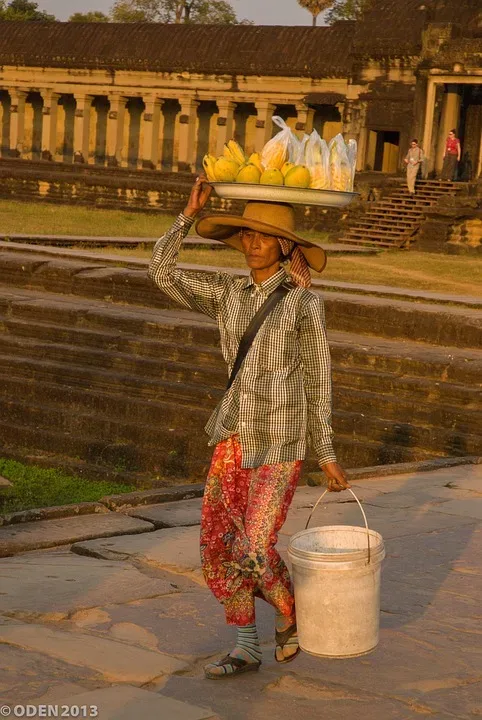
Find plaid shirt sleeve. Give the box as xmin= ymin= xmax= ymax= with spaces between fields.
xmin=148 ymin=213 xmax=227 ymax=319
xmin=298 ymin=294 xmax=337 ymax=466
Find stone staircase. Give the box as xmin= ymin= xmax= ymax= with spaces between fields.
xmin=341 ymin=180 xmax=462 ymax=248
xmin=0 ymin=244 xmax=480 ymax=486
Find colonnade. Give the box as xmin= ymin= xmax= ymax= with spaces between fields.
xmin=0 ymin=87 xmax=344 ymax=171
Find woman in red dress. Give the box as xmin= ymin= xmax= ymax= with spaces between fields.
xmin=441 ymin=129 xmax=461 ymax=181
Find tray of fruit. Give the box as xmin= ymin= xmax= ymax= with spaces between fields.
xmin=203 ymin=117 xmax=359 ymax=208
xmin=209 ymin=182 xmax=357 ymax=207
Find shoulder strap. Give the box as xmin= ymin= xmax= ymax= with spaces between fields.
xmin=226 ymin=283 xmax=291 ymax=391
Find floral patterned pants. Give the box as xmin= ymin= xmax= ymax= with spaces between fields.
xmin=200 ymin=435 xmax=302 ymax=626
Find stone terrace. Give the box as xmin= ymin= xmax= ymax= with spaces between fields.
xmin=0 ymin=241 xmax=480 ymax=485
xmin=0 ymin=462 xmax=481 ymax=719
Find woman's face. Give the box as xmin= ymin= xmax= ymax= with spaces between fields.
xmin=448 ymin=132 xmax=455 ymax=139
xmin=240 ymin=229 xmax=282 ymax=271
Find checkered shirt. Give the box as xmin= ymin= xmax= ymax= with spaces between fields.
xmin=148 ymin=213 xmax=336 ymax=469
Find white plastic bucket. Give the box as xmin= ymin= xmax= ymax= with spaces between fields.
xmin=288 ymin=488 xmax=385 ymax=658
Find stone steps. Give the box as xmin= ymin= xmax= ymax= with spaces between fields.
xmin=0 ymin=344 xmax=477 ymax=447
xmin=1 ymin=314 xmax=223 ymax=364
xmin=0 ymin=293 xmax=480 ymax=478
xmin=3 ymin=305 xmax=481 ymax=380
xmin=322 ymin=292 xmax=481 ymax=349
xmin=1 ymin=302 xmax=480 ymax=394
xmin=2 ymin=256 xmax=481 ymax=348
xmin=364 ymin=211 xmax=421 ymax=221
xmin=0 ymin=396 xmax=442 ymax=478
xmin=0 ymin=337 xmax=477 ymax=429
xmin=0 ymin=415 xmax=211 ymax=480
xmin=0 ymin=333 xmax=225 ymax=390
xmin=355 ymin=219 xmax=417 ymax=230
xmin=1 ymin=382 xmax=477 ymax=461
xmin=333 ymin=370 xmax=477 ymax=413
xmin=0 ymin=252 xmax=480 ymax=480
xmin=0 ymin=352 xmax=220 ymax=407
xmin=0 ymin=325 xmax=477 ymax=413
xmin=339 ymin=181 xmax=463 ymax=248
xmin=345 ymin=226 xmax=413 ymax=238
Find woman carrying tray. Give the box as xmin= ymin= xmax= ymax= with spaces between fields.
xmin=148 ymin=174 xmax=350 ymax=679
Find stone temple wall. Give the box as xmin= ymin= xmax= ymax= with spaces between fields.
xmin=0 ymin=158 xmax=388 ymax=233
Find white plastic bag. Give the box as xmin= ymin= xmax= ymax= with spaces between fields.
xmin=328 ymin=133 xmax=353 ymax=192
xmin=305 ymin=130 xmax=330 ymax=189
xmin=346 ymin=139 xmax=357 ymax=191
xmin=291 ymin=133 xmax=310 ymax=165
xmin=261 ymin=116 xmax=294 ymax=170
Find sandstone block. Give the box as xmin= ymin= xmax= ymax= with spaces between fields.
xmin=0 ymin=623 xmax=188 ymax=683
xmin=28 ymin=686 xmax=217 ymax=720
xmin=0 ymin=513 xmax=154 ymax=557
xmin=127 ymin=498 xmax=202 ymax=527
xmin=72 ymin=525 xmax=204 ymax=583
xmin=0 ymin=551 xmax=179 ymax=617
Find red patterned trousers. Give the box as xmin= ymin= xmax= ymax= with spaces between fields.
xmin=200 ymin=435 xmax=302 ymax=626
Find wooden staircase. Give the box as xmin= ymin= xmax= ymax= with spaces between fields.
xmin=341 ymin=180 xmax=462 ymax=249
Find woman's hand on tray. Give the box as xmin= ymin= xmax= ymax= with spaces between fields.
xmin=184 ymin=173 xmax=213 ymax=218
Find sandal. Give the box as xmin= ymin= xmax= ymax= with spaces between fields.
xmin=275 ymin=623 xmax=301 ymax=664
xmin=204 ymin=654 xmax=261 ymax=680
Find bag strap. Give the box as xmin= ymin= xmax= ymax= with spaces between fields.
xmin=226 ymin=283 xmax=291 ymax=391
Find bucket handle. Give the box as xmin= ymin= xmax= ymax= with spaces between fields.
xmin=305 ymin=488 xmax=371 ymax=564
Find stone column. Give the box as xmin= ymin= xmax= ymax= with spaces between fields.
xmin=422 ymin=79 xmax=437 ymax=174
xmin=40 ymin=90 xmax=59 ymax=160
xmin=356 ymin=127 xmax=368 ymax=171
xmin=9 ymin=90 xmax=27 ymax=158
xmin=215 ymin=100 xmax=236 ymax=157
xmin=106 ymin=94 xmax=127 ymax=167
xmin=435 ymin=84 xmax=462 ymax=172
xmin=74 ymin=94 xmax=93 ymax=164
xmin=141 ymin=97 xmax=163 ymax=169
xmin=177 ymin=97 xmax=199 ymax=172
xmin=295 ymin=104 xmax=315 ymax=136
xmin=255 ymin=101 xmax=275 ymax=151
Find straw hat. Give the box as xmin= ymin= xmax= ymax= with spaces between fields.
xmin=195 ymin=202 xmax=327 ymax=273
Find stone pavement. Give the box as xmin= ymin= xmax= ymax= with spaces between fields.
xmin=1 ymin=462 xmax=481 ymax=719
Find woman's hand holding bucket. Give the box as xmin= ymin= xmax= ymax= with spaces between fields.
xmin=320 ymin=461 xmax=351 ymax=492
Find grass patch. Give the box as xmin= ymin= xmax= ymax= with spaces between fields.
xmin=0 ymin=199 xmax=177 ymax=238
xmin=0 ymin=458 xmax=136 ymax=514
xmin=318 ymin=251 xmax=482 ymax=296
xmin=89 ymin=245 xmax=482 ymax=296
xmin=0 ymin=198 xmax=328 ymax=243
xmin=1 ymin=199 xmax=480 ymax=295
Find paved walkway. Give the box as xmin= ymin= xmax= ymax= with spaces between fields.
xmin=1 ymin=462 xmax=481 ymax=719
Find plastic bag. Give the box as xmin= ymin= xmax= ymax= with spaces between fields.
xmin=261 ymin=116 xmax=294 ymax=170
xmin=305 ymin=129 xmax=330 ymax=190
xmin=346 ymin=139 xmax=357 ymax=191
xmin=328 ymin=133 xmax=353 ymax=192
xmin=291 ymin=133 xmax=310 ymax=165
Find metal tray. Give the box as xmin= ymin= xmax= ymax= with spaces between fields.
xmin=210 ymin=183 xmax=358 ymax=207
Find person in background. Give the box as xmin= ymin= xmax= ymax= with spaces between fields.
xmin=441 ymin=129 xmax=461 ymax=181
xmin=404 ymin=139 xmax=424 ymax=195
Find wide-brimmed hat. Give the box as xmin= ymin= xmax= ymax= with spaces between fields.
xmin=195 ymin=202 xmax=327 ymax=273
